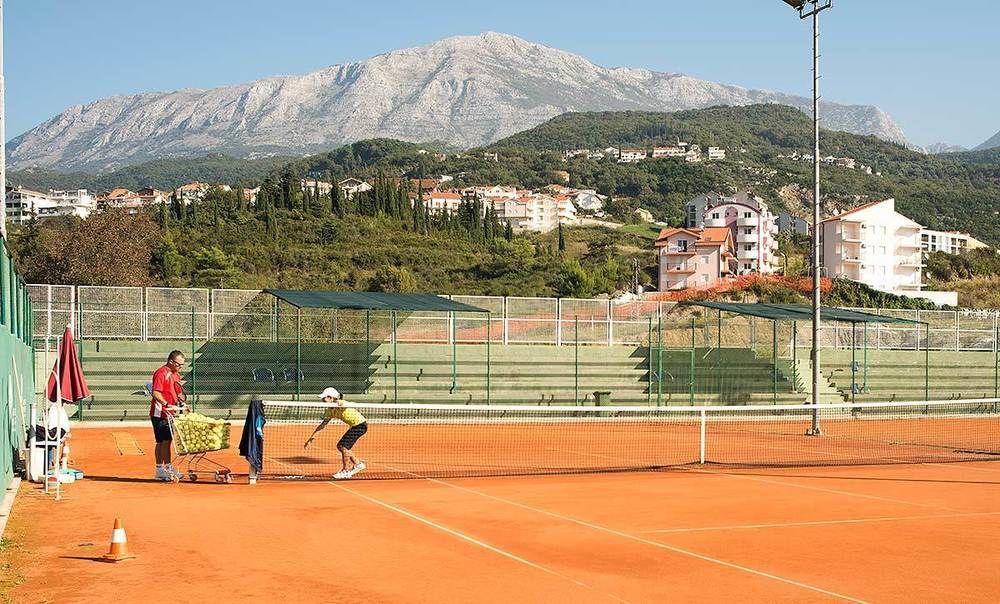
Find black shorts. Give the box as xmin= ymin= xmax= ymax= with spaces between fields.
xmin=337 ymin=422 xmax=368 ymax=450
xmin=151 ymin=416 xmax=172 ymax=443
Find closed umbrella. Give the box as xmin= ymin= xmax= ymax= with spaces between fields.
xmin=46 ymin=325 xmax=90 ymax=404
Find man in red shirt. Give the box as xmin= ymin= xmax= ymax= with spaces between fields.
xmin=150 ymin=350 xmax=186 ymax=481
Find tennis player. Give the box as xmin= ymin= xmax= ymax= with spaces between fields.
xmin=304 ymin=387 xmax=367 ymax=479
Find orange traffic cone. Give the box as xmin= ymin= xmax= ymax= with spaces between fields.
xmin=101 ymin=518 xmax=136 ymax=562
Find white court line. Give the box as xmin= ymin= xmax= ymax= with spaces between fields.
xmin=640 ymin=511 xmax=1000 ymax=534
xmin=687 ymin=468 xmax=964 ymax=513
xmin=330 ymin=481 xmax=629 ymax=603
xmin=549 ymin=445 xmax=965 ymax=513
xmin=919 ymin=462 xmax=1000 ymax=474
xmin=379 ymin=464 xmax=866 ymax=603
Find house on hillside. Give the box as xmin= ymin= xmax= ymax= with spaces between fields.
xmin=654 ymin=227 xmax=737 ymax=291
xmin=685 ymin=191 xmax=779 ymax=274
xmin=652 ymin=145 xmax=686 ymax=158
xmin=707 ymin=147 xmax=726 ymax=161
xmin=338 ymin=178 xmax=373 ymax=199
xmin=301 ymin=179 xmax=333 ymax=195
xmin=175 ymin=181 xmax=211 ymax=203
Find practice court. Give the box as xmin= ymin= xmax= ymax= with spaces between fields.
xmin=5 ymin=423 xmax=1000 ymax=603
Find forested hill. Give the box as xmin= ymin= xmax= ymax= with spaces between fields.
xmin=6 ymin=153 xmax=294 ymax=192
xmin=488 ymin=105 xmax=1000 ymax=244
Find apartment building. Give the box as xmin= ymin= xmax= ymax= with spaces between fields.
xmin=5 ymin=187 xmax=96 ymax=223
xmin=655 ymin=227 xmax=737 ymax=291
xmin=685 ymin=192 xmax=779 ymax=273
xmin=618 ymin=149 xmax=648 ymax=163
xmin=921 ymin=229 xmax=989 ymax=255
xmin=652 ymin=145 xmax=686 ymax=158
xmin=819 ymin=198 xmax=924 ymax=294
xmin=338 ymin=178 xmax=373 ymax=199
xmin=301 ymin=179 xmax=334 ymax=195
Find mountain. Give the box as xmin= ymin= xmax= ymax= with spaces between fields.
xmin=923 ymin=142 xmax=967 ymax=154
xmin=6 ymin=32 xmax=907 ymax=173
xmin=974 ymin=130 xmax=1000 ymax=151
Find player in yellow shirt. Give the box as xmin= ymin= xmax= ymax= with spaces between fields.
xmin=304 ymin=387 xmax=368 ymax=479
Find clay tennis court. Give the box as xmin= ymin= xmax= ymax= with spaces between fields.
xmin=4 ymin=420 xmax=1000 ymax=603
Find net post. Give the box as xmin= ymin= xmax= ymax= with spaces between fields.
xmin=574 ymin=316 xmax=579 ymax=404
xmin=391 ymin=310 xmax=398 ymax=403
xmin=295 ymin=307 xmax=302 ymax=401
xmin=689 ymin=317 xmax=695 ymax=406
xmin=699 ymin=409 xmax=706 ymax=464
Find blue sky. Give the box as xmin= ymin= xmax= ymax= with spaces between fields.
xmin=5 ymin=0 xmax=998 ymax=148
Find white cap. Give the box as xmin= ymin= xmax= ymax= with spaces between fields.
xmin=318 ymin=387 xmax=341 ymax=400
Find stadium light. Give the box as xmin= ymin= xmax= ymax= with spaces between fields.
xmin=780 ymin=0 xmax=833 ymax=435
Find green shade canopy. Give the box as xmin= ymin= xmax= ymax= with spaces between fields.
xmin=678 ymin=301 xmax=925 ymax=324
xmin=264 ymin=290 xmax=489 ymax=313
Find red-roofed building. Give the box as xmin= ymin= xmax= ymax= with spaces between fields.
xmin=655 ymin=227 xmax=736 ymax=291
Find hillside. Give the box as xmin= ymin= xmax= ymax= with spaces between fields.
xmin=6 ymin=153 xmax=293 ymax=192
xmin=5 ymin=32 xmax=905 ymax=172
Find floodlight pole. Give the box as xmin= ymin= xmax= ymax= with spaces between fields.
xmin=784 ymin=0 xmax=833 ymax=435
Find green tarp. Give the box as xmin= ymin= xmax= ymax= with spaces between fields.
xmin=678 ymin=301 xmax=924 ymax=324
xmin=264 ymin=290 xmax=489 ymax=313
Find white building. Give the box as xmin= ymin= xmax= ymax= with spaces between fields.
xmin=338 ymin=178 xmax=373 ymax=199
xmin=707 ymin=147 xmax=726 ymax=161
xmin=687 ymin=192 xmax=779 ymax=274
xmin=5 ymin=187 xmax=95 ymax=223
xmin=301 ymin=179 xmax=334 ymax=195
xmin=652 ymin=145 xmax=687 ymax=158
xmin=572 ymin=189 xmax=606 ymax=211
xmin=618 ymin=149 xmax=647 ymax=163
xmin=819 ymin=198 xmax=925 ymax=294
xmin=422 ymin=191 xmax=464 ymax=214
xmin=921 ymin=229 xmax=989 ymax=255
xmin=492 ymin=194 xmax=566 ymax=233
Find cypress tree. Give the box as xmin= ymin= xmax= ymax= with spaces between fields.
xmin=331 ymin=182 xmax=344 ymax=217
xmin=558 ymin=222 xmax=566 ymax=252
xmin=505 ymin=221 xmax=513 ymax=241
xmin=159 ymin=197 xmax=169 ymax=227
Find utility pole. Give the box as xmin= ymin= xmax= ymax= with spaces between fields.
xmin=1 ymin=0 xmax=7 ymax=239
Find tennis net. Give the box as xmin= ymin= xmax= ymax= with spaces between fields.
xmin=254 ymin=399 xmax=1000 ymax=480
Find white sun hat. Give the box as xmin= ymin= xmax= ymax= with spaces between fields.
xmin=318 ymin=387 xmax=341 ymax=400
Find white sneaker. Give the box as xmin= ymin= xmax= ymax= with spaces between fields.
xmin=347 ymin=461 xmax=367 ymax=477
xmin=166 ymin=464 xmax=183 ymax=479
xmin=333 ymin=470 xmax=349 ymax=480
xmin=154 ymin=466 xmax=171 ymax=481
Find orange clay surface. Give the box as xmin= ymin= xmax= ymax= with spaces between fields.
xmin=3 ymin=425 xmax=1000 ymax=603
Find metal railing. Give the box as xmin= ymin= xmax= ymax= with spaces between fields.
xmin=25 ymin=284 xmax=1000 ymax=352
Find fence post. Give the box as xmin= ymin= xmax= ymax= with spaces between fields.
xmin=574 ymin=316 xmax=579 ymax=404
xmin=295 ymin=307 xmax=302 ymax=401
xmin=699 ymin=409 xmax=706 ymax=464
xmin=190 ymin=307 xmax=197 ymax=409
xmin=450 ymin=311 xmax=457 ymax=394
xmin=607 ymin=300 xmax=613 ymax=346
xmin=646 ymin=316 xmax=652 ymax=405
xmin=924 ymin=322 xmax=929 ymax=401
xmin=142 ymin=287 xmax=148 ymax=342
xmin=555 ymin=299 xmax=562 ymax=346
xmin=486 ymin=311 xmax=491 ymax=405
xmin=689 ymin=317 xmax=695 ymax=406
xmin=955 ymin=311 xmax=960 ymax=352
xmin=502 ymin=297 xmax=509 ymax=345
xmin=389 ymin=310 xmax=399 ymax=403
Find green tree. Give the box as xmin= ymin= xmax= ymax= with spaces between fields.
xmin=557 ymin=222 xmax=566 ymax=253
xmin=553 ymin=259 xmax=594 ymax=298
xmin=369 ymin=266 xmax=417 ymax=293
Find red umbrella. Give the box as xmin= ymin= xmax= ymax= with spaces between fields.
xmin=46 ymin=325 xmax=91 ymax=403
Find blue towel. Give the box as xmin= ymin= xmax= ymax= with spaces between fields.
xmin=238 ymin=397 xmax=266 ymax=473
